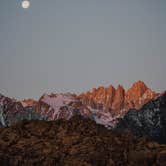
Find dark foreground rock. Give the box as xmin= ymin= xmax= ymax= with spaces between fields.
xmin=0 ymin=116 xmax=166 ymax=166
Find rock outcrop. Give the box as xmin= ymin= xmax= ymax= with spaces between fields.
xmin=112 ymin=85 xmax=125 ymax=111
xmin=0 ymin=94 xmax=43 ymax=127
xmin=79 ymin=81 xmax=159 ymax=114
xmin=21 ymin=99 xmax=37 ymax=107
xmin=34 ymin=93 xmax=93 ymax=120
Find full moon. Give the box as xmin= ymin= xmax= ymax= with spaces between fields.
xmin=22 ymin=0 xmax=30 ymax=9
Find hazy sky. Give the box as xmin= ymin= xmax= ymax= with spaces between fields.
xmin=0 ymin=0 xmax=166 ymax=99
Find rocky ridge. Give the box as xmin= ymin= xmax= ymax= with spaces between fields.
xmin=34 ymin=93 xmax=93 ymax=120
xmin=116 ymin=91 xmax=166 ymax=144
xmin=0 ymin=81 xmax=160 ymax=128
xmin=79 ymin=81 xmax=159 ymax=114
xmin=0 ymin=94 xmax=44 ymax=127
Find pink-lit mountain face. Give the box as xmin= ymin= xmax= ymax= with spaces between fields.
xmin=31 ymin=81 xmax=160 ymax=127
xmin=0 ymin=81 xmax=161 ymax=127
xmin=0 ymin=81 xmax=166 ymax=165
xmin=34 ymin=93 xmax=93 ymax=121
xmin=79 ymin=81 xmax=159 ymax=114
xmin=21 ymin=99 xmax=37 ymax=107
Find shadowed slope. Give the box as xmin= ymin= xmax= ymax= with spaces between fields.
xmin=0 ymin=116 xmax=166 ymax=165
xmin=116 ymin=92 xmax=166 ymax=144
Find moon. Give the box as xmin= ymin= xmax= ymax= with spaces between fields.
xmin=22 ymin=0 xmax=30 ymax=9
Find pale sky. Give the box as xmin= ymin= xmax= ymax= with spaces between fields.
xmin=0 ymin=0 xmax=166 ymax=99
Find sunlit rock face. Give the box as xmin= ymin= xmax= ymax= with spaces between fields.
xmin=34 ymin=93 xmax=93 ymax=121
xmin=21 ymin=99 xmax=37 ymax=107
xmin=124 ymin=81 xmax=159 ymax=110
xmin=0 ymin=81 xmax=161 ymax=128
xmin=112 ymin=85 xmax=125 ymax=111
xmin=79 ymin=81 xmax=159 ymax=114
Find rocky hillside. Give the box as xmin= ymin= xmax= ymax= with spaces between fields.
xmin=116 ymin=92 xmax=166 ymax=144
xmin=0 ymin=116 xmax=166 ymax=166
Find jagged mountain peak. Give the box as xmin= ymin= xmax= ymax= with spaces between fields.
xmin=116 ymin=84 xmax=124 ymax=90
xmin=132 ymin=80 xmax=148 ymax=89
xmin=0 ymin=81 xmax=161 ymax=128
xmin=126 ymin=80 xmax=148 ymax=99
xmin=79 ymin=80 xmax=159 ymax=113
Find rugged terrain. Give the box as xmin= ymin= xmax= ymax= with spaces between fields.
xmin=0 ymin=81 xmax=160 ymax=128
xmin=0 ymin=81 xmax=165 ymax=165
xmin=0 ymin=116 xmax=166 ymax=166
xmin=79 ymin=80 xmax=159 ymax=113
xmin=0 ymin=94 xmax=43 ymax=127
xmin=116 ymin=92 xmax=166 ymax=144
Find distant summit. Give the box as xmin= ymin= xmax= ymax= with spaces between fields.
xmin=79 ymin=80 xmax=159 ymax=113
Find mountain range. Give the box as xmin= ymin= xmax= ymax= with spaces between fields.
xmin=0 ymin=81 xmax=159 ymax=126
xmin=0 ymin=81 xmax=165 ymax=143
xmin=0 ymin=80 xmax=166 ymax=165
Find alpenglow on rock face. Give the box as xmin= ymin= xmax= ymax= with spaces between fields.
xmin=0 ymin=81 xmax=161 ymax=128
xmin=21 ymin=98 xmax=37 ymax=107
xmin=34 ymin=93 xmax=93 ymax=120
xmin=0 ymin=81 xmax=166 ymax=144
xmin=30 ymin=81 xmax=160 ymax=128
xmin=116 ymin=92 xmax=166 ymax=144
xmin=79 ymin=81 xmax=159 ymax=114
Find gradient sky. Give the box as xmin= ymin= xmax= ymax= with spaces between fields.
xmin=0 ymin=0 xmax=166 ymax=99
